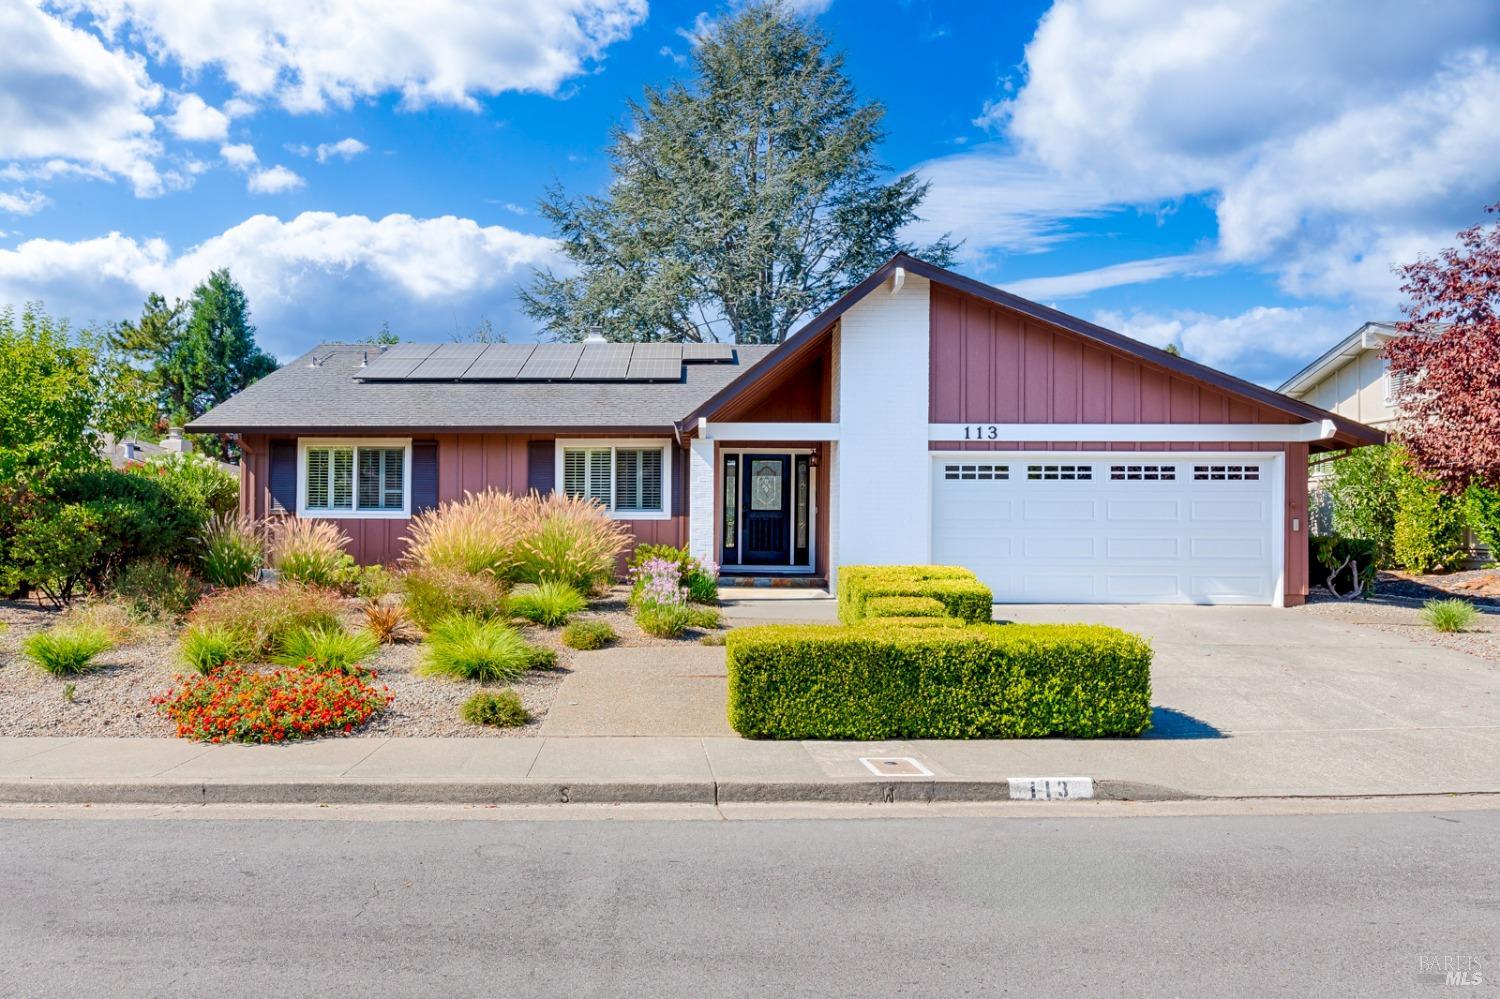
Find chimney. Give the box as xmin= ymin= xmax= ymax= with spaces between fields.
xmin=584 ymin=325 xmax=606 ymax=343
xmin=161 ymin=426 xmax=192 ymax=454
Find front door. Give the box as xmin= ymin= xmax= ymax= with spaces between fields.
xmin=740 ymin=454 xmax=792 ymax=565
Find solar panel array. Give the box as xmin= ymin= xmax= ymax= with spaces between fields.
xmin=355 ymin=341 xmax=738 ymax=383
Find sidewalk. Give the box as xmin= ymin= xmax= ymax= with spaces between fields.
xmin=1 ymin=728 xmax=1497 ymax=805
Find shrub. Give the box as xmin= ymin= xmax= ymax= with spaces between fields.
xmin=1308 ymin=535 xmax=1379 ymax=598
xmin=1325 ymin=444 xmax=1402 ymax=564
xmin=866 ymin=595 xmax=948 ymax=619
xmin=837 ymin=565 xmax=993 ymax=625
xmin=1464 ymin=484 xmax=1500 ymax=561
xmin=525 ymin=645 xmax=558 ymax=669
xmin=126 ymin=452 xmax=238 ymax=518
xmin=1422 ymin=598 xmax=1479 ymax=633
xmin=512 ymin=492 xmax=631 ymax=591
xmin=637 ymin=601 xmax=694 ymax=638
xmin=113 ymin=559 xmax=205 ymax=620
xmin=460 ymin=689 xmax=530 ymax=728
xmin=509 ymin=581 xmax=587 ymax=627
xmin=269 ymin=518 xmax=356 ymax=590
xmin=154 ymin=667 xmax=391 ymax=743
xmin=271 ymin=625 xmax=380 ymax=674
xmin=198 ymin=512 xmax=263 ymax=587
xmin=726 ymin=623 xmax=1153 ymax=740
xmin=861 ymin=615 xmax=969 ymax=630
xmin=22 ymin=626 xmax=114 ymax=675
xmin=179 ymin=624 xmax=243 ymax=674
xmin=1392 ymin=462 xmax=1467 ymax=574
xmin=403 ymin=489 xmax=523 ymax=578
xmin=0 ymin=503 xmax=103 ymax=605
xmin=699 ymin=632 xmax=726 ymax=646
xmin=354 ymin=564 xmax=399 ymax=601
xmin=563 ymin=619 xmax=616 ymax=650
xmin=420 ymin=614 xmax=537 ymax=683
xmin=630 ymin=543 xmax=720 ymax=603
xmin=401 ymin=566 xmax=507 ymax=630
xmin=686 ymin=605 xmax=720 ymax=629
xmin=186 ymin=584 xmax=344 ymax=661
xmin=45 ymin=467 xmax=205 ymax=582
xmin=363 ymin=601 xmax=409 ymax=644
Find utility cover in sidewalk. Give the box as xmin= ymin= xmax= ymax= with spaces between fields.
xmin=1008 ymin=777 xmax=1093 ymax=800
xmin=859 ymin=757 xmax=932 ymax=777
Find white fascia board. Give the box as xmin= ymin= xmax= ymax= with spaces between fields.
xmin=928 ymin=421 xmax=1336 ymax=443
xmin=701 ymin=422 xmax=841 ymax=441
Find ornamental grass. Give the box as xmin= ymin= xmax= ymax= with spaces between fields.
xmin=270 ymin=624 xmax=380 ymax=675
xmin=22 ymin=625 xmax=115 ymax=676
xmin=512 ymin=492 xmax=630 ymax=592
xmin=185 ymin=583 xmax=345 ymax=661
xmin=155 ymin=667 xmax=391 ymax=744
xmin=508 ymin=580 xmax=588 ymax=627
xmin=197 ymin=512 xmax=264 ymax=587
xmin=403 ymin=490 xmax=525 ymax=578
xmin=269 ymin=518 xmax=356 ymax=590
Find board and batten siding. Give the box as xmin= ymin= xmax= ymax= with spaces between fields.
xmin=238 ymin=433 xmax=688 ymax=567
xmin=926 ymin=285 xmax=1312 ymax=605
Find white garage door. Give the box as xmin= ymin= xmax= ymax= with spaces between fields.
xmin=931 ymin=455 xmax=1280 ymax=605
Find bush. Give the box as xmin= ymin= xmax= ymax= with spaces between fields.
xmin=726 ymin=623 xmax=1152 ymax=740
xmin=362 ymin=601 xmax=409 ymax=644
xmin=1 ymin=502 xmax=103 ymax=605
xmin=861 ymin=615 xmax=970 ymax=630
xmin=1464 ymin=484 xmax=1500 ymax=561
xmin=420 ymin=614 xmax=537 ymax=683
xmin=1422 ymin=598 xmax=1479 ymax=633
xmin=1392 ymin=462 xmax=1467 ymax=574
xmin=525 ymin=645 xmax=558 ymax=669
xmin=126 ymin=452 xmax=238 ymax=518
xmin=1325 ymin=444 xmax=1402 ymax=564
xmin=154 ymin=667 xmax=391 ymax=743
xmin=460 ymin=689 xmax=530 ymax=728
xmin=47 ymin=467 xmax=206 ymax=580
xmin=271 ymin=625 xmax=380 ymax=674
xmin=22 ymin=626 xmax=114 ymax=675
xmin=401 ymin=566 xmax=507 ymax=630
xmin=198 ymin=512 xmax=263 ymax=587
xmin=699 ymin=632 xmax=726 ymax=646
xmin=1308 ymin=535 xmax=1379 ymax=598
xmin=837 ymin=566 xmax=992 ymax=625
xmin=186 ymin=584 xmax=344 ymax=661
xmin=686 ymin=605 xmax=720 ymax=629
xmin=403 ymin=489 xmax=523 ymax=578
xmin=179 ymin=624 xmax=243 ymax=674
xmin=512 ymin=492 xmax=631 ymax=591
xmin=866 ymin=595 xmax=947 ymax=618
xmin=269 ymin=518 xmax=356 ymax=590
xmin=562 ymin=619 xmax=616 ymax=650
xmin=630 ymin=543 xmax=720 ymax=603
xmin=354 ymin=564 xmax=399 ymax=601
xmin=113 ymin=559 xmax=204 ymax=620
xmin=637 ymin=601 xmax=694 ymax=638
xmin=509 ymin=581 xmax=587 ymax=627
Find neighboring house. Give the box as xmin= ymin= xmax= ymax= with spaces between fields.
xmin=188 ymin=255 xmax=1382 ymax=607
xmin=1277 ymin=322 xmax=1404 ymax=431
xmin=102 ymin=427 xmax=238 ymax=475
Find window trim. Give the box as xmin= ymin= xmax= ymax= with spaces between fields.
xmin=554 ymin=438 xmax=672 ymax=521
xmin=296 ymin=437 xmax=412 ymax=520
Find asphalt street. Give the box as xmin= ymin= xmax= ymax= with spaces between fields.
xmin=0 ymin=806 xmax=1495 ymax=998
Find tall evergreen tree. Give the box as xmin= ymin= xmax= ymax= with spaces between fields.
xmin=522 ymin=2 xmax=955 ymax=344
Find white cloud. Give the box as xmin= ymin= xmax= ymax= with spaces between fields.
xmin=165 ymin=92 xmax=229 ymax=142
xmin=70 ymin=0 xmax=649 ymax=112
xmin=0 ymin=190 xmax=50 ymax=216
xmin=0 ymin=1 xmax=163 ymax=195
xmin=219 ymin=143 xmax=258 ymax=169
xmin=314 ymin=138 xmax=367 ymax=163
xmin=0 ymin=211 xmax=564 ymax=356
xmin=246 ymin=165 xmax=304 ymax=194
xmin=917 ymin=0 xmax=1500 ymax=311
xmin=1003 ymin=252 xmax=1216 ymax=301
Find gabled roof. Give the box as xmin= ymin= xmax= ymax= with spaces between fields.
xmin=680 ymin=253 xmax=1386 ymax=449
xmin=1277 ymin=322 xmax=1400 ymax=397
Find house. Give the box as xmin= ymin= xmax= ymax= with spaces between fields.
xmin=187 ymin=255 xmax=1384 ymax=607
xmin=1277 ymin=322 xmax=1404 ymax=430
xmin=101 ymin=426 xmax=238 ymax=475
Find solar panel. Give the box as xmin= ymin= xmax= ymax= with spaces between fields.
xmin=406 ymin=342 xmax=486 ymax=380
xmin=682 ymin=342 xmax=734 ymax=362
xmin=626 ymin=353 xmax=683 ymax=381
xmin=571 ymin=343 xmax=633 ymax=381
xmin=359 ymin=347 xmax=438 ymax=380
xmin=459 ymin=343 xmax=536 ymax=380
xmin=377 ymin=343 xmax=439 ymax=359
xmin=630 ymin=342 xmax=684 ymax=359
xmin=518 ymin=343 xmax=583 ymax=380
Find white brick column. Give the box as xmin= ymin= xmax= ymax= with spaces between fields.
xmin=688 ymin=437 xmax=715 ymax=564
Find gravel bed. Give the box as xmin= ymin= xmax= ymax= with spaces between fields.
xmin=0 ymin=585 xmax=723 ymax=740
xmin=1301 ymin=588 xmax=1500 ymax=664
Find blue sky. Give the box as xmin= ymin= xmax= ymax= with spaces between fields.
xmin=3 ymin=0 xmax=1498 ymax=385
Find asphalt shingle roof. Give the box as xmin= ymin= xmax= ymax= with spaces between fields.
xmin=187 ymin=343 xmax=777 ymax=433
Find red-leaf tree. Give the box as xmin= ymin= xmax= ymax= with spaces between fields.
xmin=1386 ymin=203 xmax=1500 ymax=492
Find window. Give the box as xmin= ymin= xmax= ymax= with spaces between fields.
xmin=1193 ymin=464 xmax=1261 ymax=481
xmin=943 ymin=463 xmax=1009 ymax=480
xmin=1027 ymin=463 xmax=1092 ymax=481
xmin=1383 ymin=360 xmax=1413 ymax=404
xmin=1109 ymin=464 xmax=1177 ymax=481
xmin=560 ymin=442 xmax=668 ymax=517
xmin=300 ymin=440 xmax=409 ymax=517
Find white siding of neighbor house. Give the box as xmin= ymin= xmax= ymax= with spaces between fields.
xmin=1296 ymin=348 xmax=1397 ymax=428
xmin=833 ymin=273 xmax=932 ymax=569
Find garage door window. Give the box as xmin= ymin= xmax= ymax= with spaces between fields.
xmin=1109 ymin=464 xmax=1177 ymax=481
xmin=1027 ymin=463 xmax=1092 ymax=481
xmin=1193 ymin=464 xmax=1261 ymax=481
xmin=943 ymin=463 xmax=1009 ymax=481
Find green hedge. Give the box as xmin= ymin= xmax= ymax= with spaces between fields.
xmin=837 ymin=565 xmax=993 ymax=625
xmin=726 ymin=623 xmax=1152 ymax=740
xmin=866 ymin=595 xmax=947 ymax=618
xmin=861 ymin=615 xmax=969 ymax=630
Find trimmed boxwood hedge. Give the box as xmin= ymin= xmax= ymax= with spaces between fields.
xmin=866 ymin=595 xmax=947 ymax=618
xmin=861 ymin=615 xmax=969 ymax=630
xmin=726 ymin=623 xmax=1152 ymax=740
xmin=837 ymin=565 xmax=993 ymax=624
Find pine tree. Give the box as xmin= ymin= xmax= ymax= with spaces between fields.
xmin=523 ymin=2 xmax=955 ymax=344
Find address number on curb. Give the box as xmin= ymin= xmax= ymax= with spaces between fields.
xmin=1008 ymin=777 xmax=1094 ymax=801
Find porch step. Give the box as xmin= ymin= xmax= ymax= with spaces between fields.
xmin=721 ymin=575 xmax=829 ymax=589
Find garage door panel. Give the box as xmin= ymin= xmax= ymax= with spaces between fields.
xmin=931 ymin=455 xmax=1277 ymax=606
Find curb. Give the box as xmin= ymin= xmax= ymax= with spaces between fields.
xmin=0 ymin=777 xmax=1186 ymax=806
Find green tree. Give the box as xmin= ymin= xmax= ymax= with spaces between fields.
xmin=1324 ymin=444 xmax=1402 ymax=562
xmin=364 ymin=320 xmax=401 ymax=346
xmin=523 ymin=1 xmax=955 ymax=344
xmin=158 ymin=269 xmax=277 ymax=459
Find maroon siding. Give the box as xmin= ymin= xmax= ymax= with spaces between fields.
xmin=238 ymin=432 xmax=688 ymax=569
